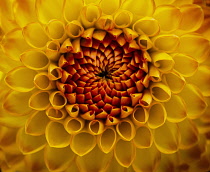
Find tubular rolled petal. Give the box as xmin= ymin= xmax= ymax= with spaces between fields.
xmin=133 ymin=126 xmax=153 ymax=148
xmin=151 ymin=52 xmax=174 ymax=73
xmin=46 ymin=41 xmax=60 ymax=61
xmin=25 ymin=111 xmax=50 ymax=136
xmin=164 ymin=95 xmax=187 ymax=123
xmin=64 ymin=117 xmax=85 ymax=134
xmin=148 ymin=64 xmax=161 ymax=82
xmin=132 ymin=144 xmax=161 ymax=172
xmin=137 ymin=34 xmax=153 ymax=50
xmin=34 ymin=73 xmax=55 ymax=90
xmin=46 ymin=107 xmax=67 ymax=121
xmin=3 ymin=91 xmax=32 ymax=115
xmin=148 ymin=102 xmax=167 ymax=129
xmin=178 ymin=34 xmax=210 ymax=63
xmin=48 ymin=63 xmax=62 ymax=80
xmin=150 ymin=82 xmax=171 ymax=102
xmin=116 ymin=119 xmax=135 ymax=141
xmin=154 ymin=121 xmax=181 ymax=154
xmin=100 ymin=0 xmax=120 ymax=14
xmin=139 ymin=89 xmax=152 ymax=107
xmin=130 ymin=93 xmax=142 ymax=107
xmin=114 ymin=10 xmax=133 ymax=28
xmin=153 ymin=5 xmax=181 ymax=32
xmin=88 ymin=120 xmax=104 ymax=135
xmin=29 ymin=91 xmax=50 ymax=110
xmin=95 ymin=15 xmax=115 ymax=30
xmin=60 ymin=38 xmax=73 ymax=53
xmin=1 ymin=29 xmax=31 ymax=61
xmin=152 ymin=34 xmax=180 ymax=52
xmin=45 ymin=121 xmax=71 ymax=148
xmin=65 ymin=104 xmax=79 ymax=117
xmin=179 ymin=84 xmax=207 ymax=119
xmin=172 ymin=53 xmax=199 ymax=77
xmin=64 ymin=0 xmax=84 ymax=22
xmin=44 ymin=146 xmax=75 ymax=172
xmin=132 ymin=106 xmax=149 ymax=126
xmin=133 ymin=17 xmax=159 ymax=36
xmin=105 ymin=116 xmax=120 ymax=126
xmin=179 ymin=4 xmax=204 ymax=32
xmin=20 ymin=50 xmax=50 ymax=70
xmin=114 ymin=139 xmax=136 ymax=167
xmin=70 ymin=132 xmax=96 ymax=156
xmin=76 ymin=146 xmax=113 ymax=172
xmin=16 ymin=128 xmax=46 ymax=154
xmin=49 ymin=91 xmax=67 ymax=109
xmin=80 ymin=4 xmax=102 ymax=28
xmin=121 ymin=0 xmax=155 ymax=17
xmin=35 ymin=0 xmax=64 ymax=24
xmin=5 ymin=66 xmax=37 ymax=92
xmin=23 ymin=22 xmax=49 ymax=48
xmin=66 ymin=20 xmax=84 ymax=38
xmin=186 ymin=65 xmax=210 ymax=96
xmin=120 ymin=106 xmax=134 ymax=118
xmin=97 ymin=127 xmax=117 ymax=153
xmin=163 ymin=71 xmax=186 ymax=93
xmin=177 ymin=119 xmax=199 ymax=149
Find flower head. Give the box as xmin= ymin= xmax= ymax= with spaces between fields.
xmin=0 ymin=0 xmax=210 ymax=171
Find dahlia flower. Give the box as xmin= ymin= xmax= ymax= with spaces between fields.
xmin=0 ymin=0 xmax=210 ymax=171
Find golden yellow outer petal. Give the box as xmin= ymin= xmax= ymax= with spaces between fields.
xmin=132 ymin=105 xmax=149 ymax=126
xmin=70 ymin=132 xmax=96 ymax=156
xmin=49 ymin=91 xmax=67 ymax=109
xmin=45 ymin=121 xmax=70 ymax=148
xmin=1 ymin=29 xmax=31 ymax=61
xmin=46 ymin=40 xmax=61 ymax=61
xmin=48 ymin=63 xmax=62 ymax=80
xmin=5 ymin=66 xmax=37 ymax=92
xmin=154 ymin=121 xmax=181 ymax=154
xmin=34 ymin=72 xmax=56 ymax=90
xmin=88 ymin=120 xmax=104 ymax=135
xmin=172 ymin=0 xmax=193 ymax=6
xmin=76 ymin=145 xmax=113 ymax=172
xmin=64 ymin=117 xmax=85 ymax=134
xmin=65 ymin=162 xmax=80 ymax=172
xmin=114 ymin=139 xmax=136 ymax=167
xmin=25 ymin=111 xmax=49 ymax=136
xmin=154 ymin=0 xmax=176 ymax=6
xmin=114 ymin=10 xmax=133 ymax=29
xmin=132 ymin=144 xmax=161 ymax=172
xmin=100 ymin=0 xmax=120 ymax=14
xmin=44 ymin=145 xmax=75 ymax=172
xmin=29 ymin=91 xmax=50 ymax=110
xmin=23 ymin=22 xmax=49 ymax=48
xmin=66 ymin=20 xmax=84 ymax=38
xmin=137 ymin=34 xmax=153 ymax=50
xmin=35 ymin=0 xmax=64 ymax=24
xmin=104 ymin=157 xmax=125 ymax=172
xmin=16 ymin=128 xmax=46 ymax=154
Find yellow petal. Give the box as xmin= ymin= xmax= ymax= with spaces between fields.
xmin=66 ymin=20 xmax=84 ymax=38
xmin=45 ymin=40 xmax=60 ymax=61
xmin=121 ymin=0 xmax=155 ymax=17
xmin=132 ymin=105 xmax=149 ymax=126
xmin=133 ymin=126 xmax=153 ymax=148
xmin=163 ymin=71 xmax=186 ymax=94
xmin=153 ymin=5 xmax=181 ymax=32
xmin=177 ymin=119 xmax=198 ymax=149
xmin=46 ymin=121 xmax=71 ymax=148
xmin=139 ymin=89 xmax=152 ymax=107
xmin=150 ymin=82 xmax=171 ymax=102
xmin=116 ymin=119 xmax=135 ymax=141
xmin=179 ymin=4 xmax=204 ymax=32
xmin=137 ymin=34 xmax=153 ymax=50
xmin=148 ymin=64 xmax=161 ymax=82
xmin=1 ymin=29 xmax=31 ymax=61
xmin=88 ymin=120 xmax=104 ymax=135
xmin=46 ymin=20 xmax=66 ymax=41
xmin=132 ymin=144 xmax=161 ymax=172
xmin=44 ymin=146 xmax=75 ymax=172
xmin=34 ymin=72 xmax=56 ymax=90
xmin=97 ymin=127 xmax=117 ymax=153
xmin=133 ymin=17 xmax=159 ymax=36
xmin=151 ymin=52 xmax=174 ymax=73
xmin=100 ymin=0 xmax=120 ymax=14
xmin=25 ymin=111 xmax=50 ymax=136
xmin=13 ymin=0 xmax=37 ymax=27
xmin=65 ymin=104 xmax=79 ymax=117
xmin=95 ymin=15 xmax=115 ymax=30
xmin=64 ymin=0 xmax=84 ymax=22
xmin=148 ymin=102 xmax=167 ymax=129
xmin=76 ymin=146 xmax=113 ymax=172
xmin=64 ymin=117 xmax=85 ymax=134
xmin=172 ymin=0 xmax=193 ymax=6
xmin=29 ymin=91 xmax=50 ymax=110
xmin=154 ymin=121 xmax=180 ymax=154
xmin=179 ymin=84 xmax=207 ymax=119
xmin=0 ymin=115 xmax=29 ymax=128
xmin=65 ymin=162 xmax=80 ymax=172
xmin=186 ymin=65 xmax=210 ymax=96
xmin=16 ymin=128 xmax=46 ymax=154
xmin=172 ymin=53 xmax=199 ymax=77
xmin=114 ymin=10 xmax=133 ymax=28
xmin=114 ymin=139 xmax=135 ymax=167
xmin=152 ymin=34 xmax=180 ymax=52
xmin=70 ymin=132 xmax=96 ymax=156
xmin=20 ymin=50 xmax=50 ymax=70
xmin=48 ymin=63 xmax=62 ymax=80
xmin=3 ymin=90 xmax=32 ymax=115
xmin=197 ymin=17 xmax=210 ymax=41
xmin=46 ymin=107 xmax=67 ymax=121
xmin=49 ymin=91 xmax=67 ymax=109
xmin=178 ymin=34 xmax=210 ymax=63
xmin=164 ymin=95 xmax=187 ymax=123
xmin=23 ymin=22 xmax=49 ymax=48
xmin=35 ymin=0 xmax=64 ymax=24
xmin=154 ymin=0 xmax=176 ymax=6
xmin=5 ymin=66 xmax=37 ymax=92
